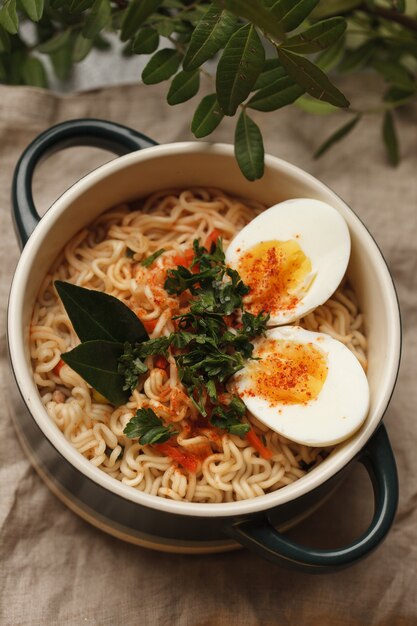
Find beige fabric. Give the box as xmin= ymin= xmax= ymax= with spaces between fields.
xmin=0 ymin=80 xmax=416 ymax=626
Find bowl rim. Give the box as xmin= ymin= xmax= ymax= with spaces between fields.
xmin=7 ymin=141 xmax=402 ymax=518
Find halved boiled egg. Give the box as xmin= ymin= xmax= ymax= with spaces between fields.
xmin=233 ymin=326 xmax=370 ymax=447
xmin=225 ymin=199 xmax=351 ymax=325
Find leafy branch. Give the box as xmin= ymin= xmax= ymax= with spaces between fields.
xmin=1 ymin=0 xmax=416 ymax=178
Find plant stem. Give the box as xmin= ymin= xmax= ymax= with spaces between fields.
xmin=358 ymin=3 xmax=417 ymax=34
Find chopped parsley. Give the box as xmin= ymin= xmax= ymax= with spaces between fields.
xmin=141 ymin=248 xmax=166 ymax=267
xmin=118 ymin=342 xmax=147 ymax=392
xmin=123 ymin=408 xmax=177 ymax=444
xmin=120 ymin=237 xmax=269 ymax=439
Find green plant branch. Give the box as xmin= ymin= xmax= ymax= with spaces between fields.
xmin=357 ymin=3 xmax=417 ymax=34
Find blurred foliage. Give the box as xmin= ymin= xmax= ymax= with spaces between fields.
xmin=0 ymin=0 xmax=416 ymax=178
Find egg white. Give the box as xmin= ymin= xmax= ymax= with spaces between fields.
xmin=234 ymin=326 xmax=370 ymax=447
xmin=225 ymin=198 xmax=351 ymax=325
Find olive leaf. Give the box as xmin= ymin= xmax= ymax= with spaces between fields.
xmin=252 ymin=59 xmax=286 ymax=90
xmin=277 ymin=47 xmax=349 ymax=107
xmin=311 ymin=0 xmax=362 ymax=19
xmin=21 ymin=56 xmax=48 ymax=87
xmin=316 ymin=35 xmax=346 ymax=71
xmin=234 ymin=110 xmax=264 ymax=181
xmin=281 ymin=17 xmax=346 ymax=54
xmin=382 ymin=111 xmax=399 ymax=166
xmin=0 ymin=26 xmax=10 ymax=52
xmin=121 ymin=0 xmax=163 ymax=42
xmin=373 ymin=59 xmax=415 ymax=91
xmin=216 ymin=24 xmax=265 ymax=116
xmin=67 ymin=0 xmax=95 ymax=13
xmin=82 ymin=0 xmax=111 ymax=40
xmin=191 ymin=93 xmax=224 ymax=137
xmin=50 ymin=40 xmax=75 ymax=81
xmin=183 ymin=5 xmax=238 ymax=72
xmin=131 ymin=27 xmax=159 ymax=54
xmin=142 ymin=48 xmax=181 ymax=85
xmin=248 ymin=75 xmax=304 ymax=112
xmin=314 ymin=115 xmax=360 ymax=158
xmin=0 ymin=0 xmax=18 ymax=35
xmin=73 ymin=32 xmax=93 ymax=62
xmin=265 ymin=0 xmax=319 ymax=32
xmin=61 ymin=340 xmax=129 ymax=406
xmin=216 ymin=0 xmax=284 ymax=41
xmin=37 ymin=30 xmax=71 ymax=54
xmin=167 ymin=69 xmax=200 ymax=105
xmin=55 ymin=281 xmax=149 ymax=344
xmin=295 ymin=94 xmax=337 ymax=115
xmin=20 ymin=0 xmax=44 ymax=22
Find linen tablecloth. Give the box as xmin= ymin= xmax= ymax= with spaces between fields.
xmin=0 ymin=78 xmax=416 ymax=625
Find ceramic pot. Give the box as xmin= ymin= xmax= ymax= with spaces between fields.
xmin=7 ymin=119 xmax=401 ymax=572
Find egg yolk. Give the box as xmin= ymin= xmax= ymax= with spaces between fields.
xmin=245 ymin=339 xmax=328 ymax=405
xmin=237 ymin=240 xmax=313 ymax=316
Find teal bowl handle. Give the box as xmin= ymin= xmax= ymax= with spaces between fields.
xmin=12 ymin=118 xmax=157 ymax=249
xmin=226 ymin=424 xmax=398 ymax=572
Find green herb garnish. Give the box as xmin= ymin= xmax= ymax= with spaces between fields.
xmin=55 ymin=237 xmax=269 ymax=438
xmin=141 ymin=248 xmax=166 ymax=267
xmin=210 ymin=397 xmax=250 ymax=436
xmin=123 ymin=408 xmax=178 ymax=444
xmin=118 ymin=342 xmax=148 ymax=392
xmin=163 ymin=238 xmax=269 ymax=417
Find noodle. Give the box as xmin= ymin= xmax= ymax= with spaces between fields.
xmin=30 ymin=188 xmax=368 ymax=503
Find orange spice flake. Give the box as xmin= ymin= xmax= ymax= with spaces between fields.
xmin=237 ymin=239 xmax=312 ymax=315
xmin=246 ymin=339 xmax=328 ymax=406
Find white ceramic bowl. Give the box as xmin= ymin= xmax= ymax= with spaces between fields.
xmin=7 ymin=119 xmax=401 ymax=571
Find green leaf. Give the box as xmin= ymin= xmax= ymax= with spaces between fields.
xmin=315 ymin=34 xmax=345 ymax=71
xmin=142 ymin=48 xmax=181 ymax=85
xmin=131 ymin=27 xmax=159 ymax=54
xmin=140 ymin=248 xmax=166 ymax=266
xmin=217 ymin=0 xmax=284 ymax=42
xmin=62 ymin=340 xmax=129 ymax=406
xmin=265 ymin=0 xmax=319 ymax=32
xmin=154 ymin=19 xmax=175 ymax=37
xmin=248 ymin=75 xmax=304 ymax=111
xmin=338 ymin=41 xmax=375 ymax=73
xmin=382 ymin=111 xmax=399 ymax=166
xmin=167 ymin=69 xmax=200 ymax=105
xmin=191 ymin=93 xmax=224 ymax=137
xmin=123 ymin=408 xmax=178 ymax=444
xmin=67 ymin=0 xmax=94 ymax=12
xmin=182 ymin=5 xmax=238 ymax=72
xmin=216 ymin=24 xmax=265 ymax=116
xmin=314 ymin=115 xmax=360 ymax=158
xmin=390 ymin=0 xmax=405 ymax=12
xmin=121 ymin=0 xmax=163 ymax=42
xmin=383 ymin=86 xmax=415 ymax=103
xmin=252 ymin=59 xmax=285 ymax=90
xmin=21 ymin=56 xmax=48 ymax=87
xmin=82 ymin=0 xmax=111 ymax=40
xmin=311 ymin=0 xmax=361 ymax=19
xmin=73 ymin=32 xmax=93 ymax=62
xmin=295 ymin=94 xmax=337 ymax=114
xmin=277 ymin=47 xmax=349 ymax=107
xmin=0 ymin=0 xmax=18 ymax=35
xmin=373 ymin=59 xmax=415 ymax=91
xmin=234 ymin=110 xmax=264 ymax=181
xmin=55 ymin=281 xmax=149 ymax=344
xmin=20 ymin=0 xmax=44 ymax=21
xmin=0 ymin=26 xmax=10 ymax=52
xmin=37 ymin=30 xmax=71 ymax=54
xmin=281 ymin=17 xmax=346 ymax=54
xmin=0 ymin=57 xmax=7 ymax=81
xmin=50 ymin=42 xmax=74 ymax=81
